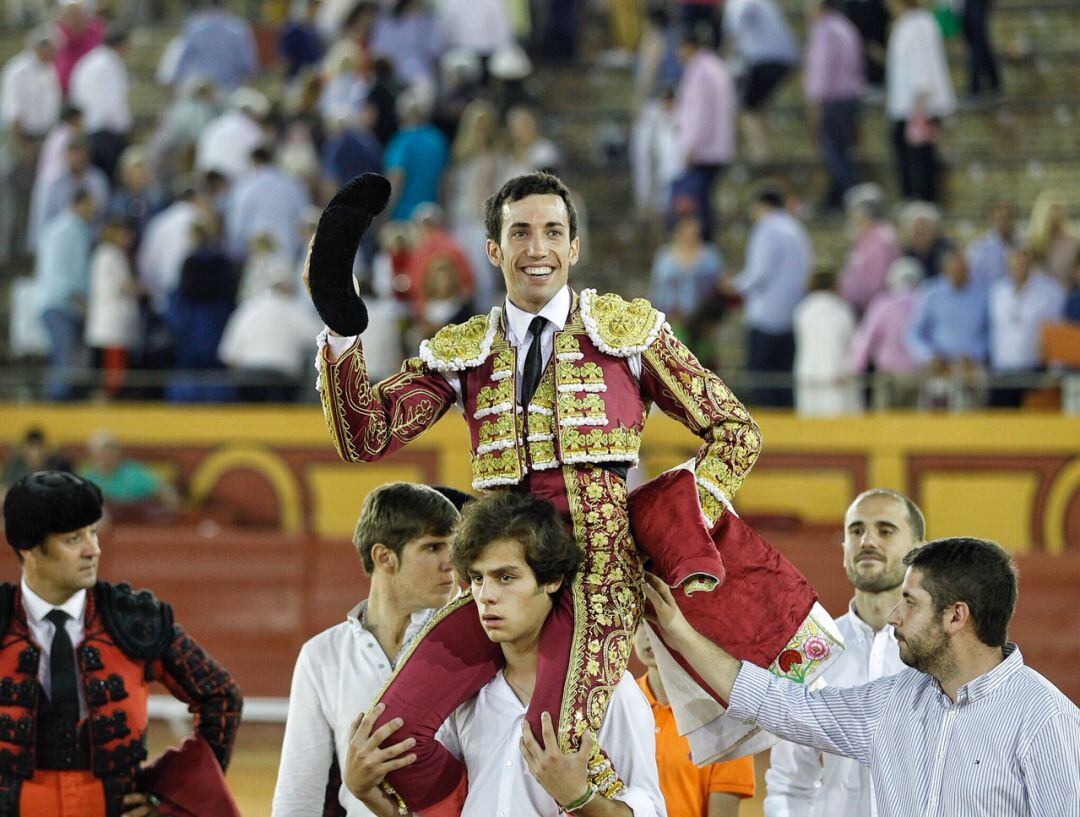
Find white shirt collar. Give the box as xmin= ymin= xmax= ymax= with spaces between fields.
xmin=846 ymin=597 xmax=894 ymax=642
xmin=503 ymin=286 xmax=571 ymax=347
xmin=347 ymin=598 xmax=434 ymax=645
xmin=21 ymin=577 xmax=86 ymax=628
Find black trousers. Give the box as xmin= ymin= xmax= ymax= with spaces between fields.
xmin=747 ymin=328 xmax=795 ymax=408
xmin=963 ymin=0 xmax=1001 ymax=94
xmin=891 ymin=120 xmax=941 ymax=202
xmin=820 ymin=98 xmax=861 ymax=208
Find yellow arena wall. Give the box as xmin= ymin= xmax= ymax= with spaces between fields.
xmin=3 ymin=404 xmax=1078 ymax=554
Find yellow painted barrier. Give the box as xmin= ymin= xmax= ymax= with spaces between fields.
xmin=3 ymin=405 xmax=1077 ymax=553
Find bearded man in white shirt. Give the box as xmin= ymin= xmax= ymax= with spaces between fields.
xmin=271 ymin=483 xmax=462 ymax=817
xmin=343 ymin=491 xmax=666 ymax=817
xmin=765 ymin=489 xmax=925 ymax=816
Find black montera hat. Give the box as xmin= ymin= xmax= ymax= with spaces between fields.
xmin=3 ymin=471 xmax=103 ymax=552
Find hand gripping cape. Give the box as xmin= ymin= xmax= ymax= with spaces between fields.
xmin=309 ymin=175 xmax=845 ymax=814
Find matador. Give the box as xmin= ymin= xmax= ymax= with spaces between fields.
xmin=309 ymin=173 xmax=843 ymax=813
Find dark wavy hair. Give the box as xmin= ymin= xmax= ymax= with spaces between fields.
xmin=483 ymin=172 xmax=578 ymax=243
xmin=451 ymin=491 xmax=580 ymax=588
xmin=904 ymin=537 xmax=1018 ymax=648
xmin=353 ymin=483 xmax=459 ymax=573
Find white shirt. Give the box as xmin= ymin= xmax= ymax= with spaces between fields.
xmin=733 ymin=646 xmax=1079 ymax=817
xmin=137 ymin=200 xmax=200 ymax=313
xmin=435 ymin=0 xmax=513 ymax=55
xmin=85 ymin=242 xmax=140 ymax=349
xmin=21 ymin=579 xmax=88 ymax=718
xmin=793 ymin=291 xmax=860 ymax=417
xmin=436 ymin=671 xmax=666 ymax=817
xmin=764 ymin=602 xmax=905 ymax=817
xmin=272 ymin=601 xmax=434 ymax=817
xmin=885 ymin=10 xmax=956 ymax=120
xmin=196 ymin=109 xmax=264 ymax=179
xmin=988 ymin=272 xmax=1065 ymax=372
xmin=320 ymin=286 xmax=643 ymax=402
xmin=0 ymin=49 xmax=61 ymax=136
xmin=69 ymin=46 xmax=132 ymax=133
xmin=220 ymin=288 xmax=325 ymax=376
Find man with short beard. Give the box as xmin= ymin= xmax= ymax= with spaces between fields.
xmin=645 ymin=537 xmax=1080 ymax=817
xmin=765 ymin=489 xmax=924 ymax=817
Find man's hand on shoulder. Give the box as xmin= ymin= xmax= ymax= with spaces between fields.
xmin=520 ymin=712 xmax=591 ymax=807
xmin=343 ymin=703 xmax=417 ymax=798
xmin=519 ymin=713 xmax=631 ymax=815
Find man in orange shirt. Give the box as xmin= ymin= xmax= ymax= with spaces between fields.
xmin=634 ymin=625 xmax=756 ymax=816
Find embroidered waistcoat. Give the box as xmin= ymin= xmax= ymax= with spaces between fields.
xmin=0 ymin=591 xmax=149 ymax=811
xmin=419 ymin=290 xmax=665 ymax=489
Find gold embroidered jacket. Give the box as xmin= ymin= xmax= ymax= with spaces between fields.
xmin=319 ymin=288 xmax=761 ymax=518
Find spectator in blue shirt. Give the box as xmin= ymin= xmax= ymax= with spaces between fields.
xmin=369 ymin=0 xmax=443 ymax=91
xmin=648 ymin=212 xmax=724 ymax=333
xmin=278 ymin=0 xmax=324 ymax=79
xmin=226 ymin=145 xmax=312 ymax=262
xmin=321 ymin=105 xmax=383 ymax=193
xmin=383 ymin=89 xmax=450 ymax=221
xmin=906 ymin=246 xmax=989 ymax=372
xmin=966 ymin=202 xmax=1015 ymax=289
xmin=166 ymin=218 xmax=237 ymax=402
xmin=36 ymin=188 xmax=97 ymax=401
xmin=724 ymin=184 xmax=812 ymax=407
xmin=723 ymin=0 xmax=799 ymax=163
xmin=170 ymin=0 xmax=257 ymax=91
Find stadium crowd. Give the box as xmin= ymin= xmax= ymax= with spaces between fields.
xmin=0 ymin=0 xmax=1077 ymax=412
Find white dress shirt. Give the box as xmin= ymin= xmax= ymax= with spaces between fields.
xmin=271 ymin=601 xmax=434 ymax=817
xmin=988 ymin=272 xmax=1065 ymax=372
xmin=85 ymin=242 xmax=140 ymax=349
xmin=196 ymin=110 xmax=264 ymax=179
xmin=320 ymin=286 xmax=643 ymax=402
xmin=219 ymin=288 xmax=325 ymax=377
xmin=793 ymin=291 xmax=860 ymax=417
xmin=21 ymin=579 xmax=88 ymax=718
xmin=0 ymin=49 xmax=61 ymax=136
xmin=435 ymin=671 xmax=666 ymax=817
xmin=764 ymin=602 xmax=909 ymax=817
xmin=137 ymin=200 xmax=200 ymax=313
xmin=885 ymin=10 xmax=956 ymax=121
xmin=69 ymin=46 xmax=132 ymax=133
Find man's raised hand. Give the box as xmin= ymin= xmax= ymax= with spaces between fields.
xmin=342 ymin=702 xmax=417 ymax=797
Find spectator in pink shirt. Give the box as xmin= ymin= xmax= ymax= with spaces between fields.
xmin=671 ymin=26 xmax=735 ymax=241
xmin=803 ymin=0 xmax=864 ymax=211
xmin=850 ymin=256 xmax=923 ymax=407
xmin=53 ymin=0 xmax=105 ymax=94
xmin=839 ymin=184 xmax=900 ymax=314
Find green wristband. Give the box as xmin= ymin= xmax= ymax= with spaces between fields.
xmin=562 ymin=785 xmax=598 ymax=813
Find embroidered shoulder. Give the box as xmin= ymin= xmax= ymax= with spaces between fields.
xmin=95 ymin=581 xmax=175 ymax=660
xmin=579 ymin=289 xmax=666 ymax=357
xmin=418 ymin=308 xmax=501 ymax=372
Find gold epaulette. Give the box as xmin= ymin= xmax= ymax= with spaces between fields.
xmin=579 ymin=289 xmax=666 ymax=358
xmin=418 ymin=308 xmax=501 ymax=372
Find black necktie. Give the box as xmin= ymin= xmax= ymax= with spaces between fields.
xmin=45 ymin=609 xmax=79 ymax=718
xmin=520 ymin=316 xmax=549 ymax=408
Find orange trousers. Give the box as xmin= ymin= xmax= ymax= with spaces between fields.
xmin=19 ymin=769 xmax=106 ymax=817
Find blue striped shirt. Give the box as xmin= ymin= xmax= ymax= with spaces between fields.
xmin=729 ymin=644 xmax=1080 ymax=817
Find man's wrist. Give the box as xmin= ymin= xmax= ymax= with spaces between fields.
xmin=561 ymin=784 xmax=597 ymax=813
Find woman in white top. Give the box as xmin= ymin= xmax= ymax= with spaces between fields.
xmin=85 ymin=217 xmax=141 ymax=397
xmin=885 ymin=0 xmax=956 ymax=203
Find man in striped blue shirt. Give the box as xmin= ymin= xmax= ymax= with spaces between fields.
xmin=645 ymin=536 xmax=1080 ymax=817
